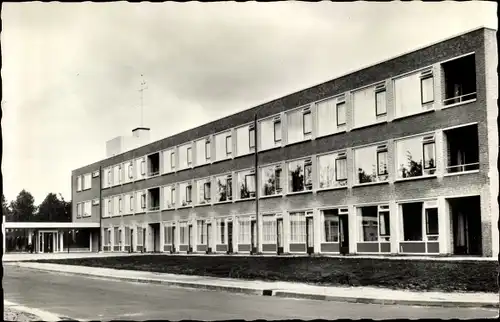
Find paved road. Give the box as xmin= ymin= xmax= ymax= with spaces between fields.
xmin=4 ymin=266 xmax=498 ymax=320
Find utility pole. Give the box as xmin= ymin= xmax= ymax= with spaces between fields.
xmin=139 ymin=75 xmax=148 ymax=128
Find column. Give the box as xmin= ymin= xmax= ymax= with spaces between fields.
xmin=28 ymin=229 xmax=32 ymax=245
xmin=89 ymin=232 xmax=92 ymax=252
xmin=389 ymin=200 xmax=399 ymax=254
xmin=314 ymin=209 xmax=322 ymax=254
xmin=59 ymin=232 xmax=64 ymax=252
xmin=348 ymin=205 xmax=357 ymax=254
xmin=438 ymin=197 xmax=450 ymax=255
xmin=159 ymin=222 xmax=164 ymax=253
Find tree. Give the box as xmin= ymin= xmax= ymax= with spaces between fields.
xmin=36 ymin=193 xmax=71 ymax=222
xmin=10 ymin=190 xmax=36 ymax=222
xmin=2 ymin=194 xmax=11 ymax=218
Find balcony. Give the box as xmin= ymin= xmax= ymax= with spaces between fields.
xmin=442 ymin=54 xmax=477 ymax=107
xmin=147 ymin=153 xmax=160 ymax=177
xmin=148 ymin=187 xmax=160 ymax=212
xmin=444 ymin=124 xmax=479 ymax=174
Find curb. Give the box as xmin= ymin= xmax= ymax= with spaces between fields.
xmin=13 ymin=263 xmax=499 ymax=309
xmin=4 ymin=300 xmax=62 ymax=321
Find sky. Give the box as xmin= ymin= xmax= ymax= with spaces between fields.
xmin=1 ymin=1 xmax=497 ymax=205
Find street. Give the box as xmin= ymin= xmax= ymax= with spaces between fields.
xmin=4 ymin=266 xmax=498 ymax=320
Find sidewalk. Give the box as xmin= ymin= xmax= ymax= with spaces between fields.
xmin=2 ymin=252 xmax=151 ymax=262
xmin=9 ymin=261 xmax=499 ymax=309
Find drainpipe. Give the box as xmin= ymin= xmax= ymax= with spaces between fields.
xmin=99 ymin=165 xmax=102 ymax=252
xmin=254 ymin=112 xmax=259 ymax=255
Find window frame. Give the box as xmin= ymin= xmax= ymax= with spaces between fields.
xmin=205 ymin=140 xmax=211 ymax=161
xmin=375 ymin=88 xmax=387 ymax=116
xmin=187 ymin=147 xmax=192 ymax=166
xmin=244 ymin=173 xmax=256 ymax=198
xmin=336 ymin=101 xmax=346 ymax=126
xmin=335 ymin=156 xmax=347 ymax=181
xmin=203 ymin=181 xmax=211 ymax=201
xmin=170 ymin=187 xmax=176 ymax=207
xmin=128 ymin=163 xmax=134 ymax=179
xmin=425 ymin=207 xmax=439 ymax=237
xmin=422 ymin=141 xmax=436 ymax=170
xmin=323 ymin=211 xmax=340 ymax=243
xmin=273 ymin=119 xmax=282 ymax=143
xmin=129 ymin=195 xmax=134 ymax=211
xmin=170 ymin=151 xmax=176 ymax=170
xmin=140 ymin=193 xmax=146 ymax=209
xmin=77 ymin=176 xmax=82 ymax=192
xmin=249 ymin=127 xmax=256 ymax=150
xmin=225 ymin=135 xmax=232 ymax=156
xmin=302 ymin=110 xmax=312 ymax=135
xmin=186 ymin=184 xmax=192 ymax=203
xmin=376 ymin=149 xmax=389 ymax=176
xmin=420 ymin=73 xmax=435 ymax=105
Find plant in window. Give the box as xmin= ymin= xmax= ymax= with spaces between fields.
xmin=358 ymin=168 xmax=375 ymax=184
xmin=218 ymin=179 xmax=227 ymax=202
xmin=290 ymin=165 xmax=304 ymax=192
xmin=400 ymin=151 xmax=423 ymax=178
xmin=240 ymin=183 xmax=250 ymax=199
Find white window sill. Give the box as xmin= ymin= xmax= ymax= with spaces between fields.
xmin=357 ymin=241 xmax=380 ymax=243
xmin=82 ymin=188 xmax=91 ymax=191
xmin=146 ymin=174 xmax=160 ymax=179
xmin=212 ymin=157 xmax=233 ymax=165
xmin=441 ymin=98 xmax=477 ymax=110
xmin=161 ymin=170 xmax=176 ymax=175
xmin=135 ymin=211 xmax=146 ymax=214
xmin=234 ymin=151 xmax=255 ymax=159
xmin=443 ymin=170 xmax=480 ymax=177
xmin=234 ymin=197 xmax=256 ymax=203
xmin=258 ymin=145 xmax=282 ymax=153
xmin=284 ymin=137 xmax=312 ymax=147
xmin=122 ymin=213 xmax=133 ymax=217
xmin=286 ymin=190 xmax=313 ymax=196
xmin=176 ymin=167 xmax=193 ymax=173
xmin=195 ymin=203 xmax=211 ymax=208
xmin=177 ymin=205 xmax=193 ymax=209
xmin=134 ymin=178 xmax=146 ymax=182
xmin=315 ymin=130 xmax=347 ymax=140
xmin=161 ymin=207 xmax=176 ymax=211
xmin=316 ymin=185 xmax=348 ymax=192
xmin=394 ymin=175 xmax=437 ymax=183
xmin=213 ymin=200 xmax=233 ymax=205
xmin=393 ymin=106 xmax=435 ymax=121
xmin=353 ymin=181 xmax=389 ymax=188
xmin=193 ymin=163 xmax=210 ymax=169
xmin=260 ymin=194 xmax=283 ymax=200
xmin=322 ymin=241 xmax=340 ymax=244
xmin=351 ymin=119 xmax=387 ymax=131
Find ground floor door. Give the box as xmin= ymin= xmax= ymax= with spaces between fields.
xmin=171 ymin=226 xmax=176 ymax=253
xmin=451 ymin=196 xmax=482 ymax=256
xmin=130 ymin=229 xmax=134 ymax=252
xmin=251 ymin=220 xmax=257 ymax=254
xmin=306 ymin=216 xmax=314 ymax=254
xmin=142 ymin=228 xmax=147 ymax=252
xmin=227 ymin=222 xmax=233 ymax=254
xmin=277 ymin=218 xmax=284 ymax=255
xmin=188 ymin=225 xmax=193 ymax=253
xmin=339 ymin=215 xmax=349 ymax=255
xmin=207 ymin=223 xmax=212 ymax=253
xmin=41 ymin=232 xmax=57 ymax=253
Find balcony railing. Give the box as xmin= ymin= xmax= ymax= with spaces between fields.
xmin=443 ymin=92 xmax=477 ymax=106
xmin=148 ymin=205 xmax=160 ymax=211
xmin=446 ymin=162 xmax=480 ymax=174
xmin=148 ymin=170 xmax=160 ymax=177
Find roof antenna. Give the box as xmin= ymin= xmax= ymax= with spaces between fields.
xmin=139 ymin=74 xmax=148 ymax=127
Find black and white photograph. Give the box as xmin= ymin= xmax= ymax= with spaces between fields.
xmin=2 ymin=1 xmax=499 ymax=320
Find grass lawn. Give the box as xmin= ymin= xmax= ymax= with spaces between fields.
xmin=34 ymin=255 xmax=498 ymax=293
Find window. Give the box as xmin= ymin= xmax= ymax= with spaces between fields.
xmin=303 ymin=110 xmax=312 ymax=135
xmin=287 ymin=109 xmax=309 ymax=145
xmin=259 ymin=117 xmax=281 ymax=151
xmin=129 ymin=195 xmax=134 ymax=211
xmin=178 ymin=144 xmax=191 ymax=170
xmin=379 ymin=208 xmax=390 ymax=241
xmin=421 ymin=73 xmax=434 ymax=104
xmin=317 ymin=153 xmax=346 ymax=189
xmin=442 ymin=54 xmax=477 ymax=105
xmin=215 ymin=131 xmax=232 ymax=161
xmin=171 ymin=151 xmax=176 ymax=170
xmin=288 ymin=159 xmax=312 ymax=193
xmin=289 ymin=212 xmax=306 ymax=243
xmin=114 ymin=227 xmax=120 ymax=247
xmin=164 ymin=225 xmax=173 ymax=245
xmin=359 ymin=207 xmax=378 ymax=242
xmin=215 ymin=174 xmax=232 ymax=202
xmin=195 ymin=138 xmax=210 ymax=166
xmin=197 ymin=179 xmax=211 ymax=204
xmin=353 ymin=86 xmax=380 ymax=128
xmin=236 ymin=125 xmax=252 ymax=157
xmin=186 ymin=185 xmax=192 ymax=203
xmin=396 ymin=135 xmax=436 ymax=179
xmin=335 ymin=155 xmax=347 ymax=181
xmin=125 ymin=227 xmax=131 ymax=246
xmin=444 ymin=124 xmax=480 ymax=173
xmin=140 ymin=161 xmax=146 ymax=176
xmin=238 ymin=217 xmax=251 ymax=244
xmin=128 ymin=162 xmax=134 ymax=179
xmin=225 ymin=135 xmax=232 ymax=156
xmin=401 ymin=202 xmax=423 ymax=241
xmin=316 ymin=97 xmax=346 ymax=137
xmin=118 ymin=197 xmax=123 ymax=213
xmin=261 ymin=165 xmax=282 ymax=196
xmin=274 ymin=119 xmax=282 ymax=143
xmin=205 ymin=140 xmax=211 ymax=160
xmin=141 ymin=193 xmax=146 ymax=210
xmin=187 ymin=147 xmax=192 ymax=166
xmin=107 ymin=199 xmax=112 ymax=216
xmin=375 ymin=87 xmax=387 ymax=116
xmin=426 ymin=207 xmax=439 ymax=241
xmin=336 ymin=101 xmax=346 ymax=126
xmin=163 ymin=185 xmax=175 ymax=209
xmin=217 ymin=219 xmax=226 ymax=244
xmin=77 ymin=203 xmax=83 ymax=218
xmin=197 ymin=220 xmax=207 ymax=244
xmin=249 ymin=127 xmax=255 ymax=150
xmin=179 ymin=222 xmax=187 ymax=244
xmin=323 ymin=210 xmax=339 ymax=242
xmin=83 ymin=173 xmax=92 ymax=190
xmin=135 ymin=159 xmax=145 ymax=180
xmin=179 ymin=182 xmax=192 ymax=206
xmin=113 ymin=196 xmax=120 ymax=216
xmin=354 ymin=145 xmax=389 ymax=184
xmin=394 ymin=70 xmax=434 ymax=118
xmin=77 ymin=176 xmax=82 ymax=191
xmin=262 ymin=215 xmax=277 ymax=244
xmin=237 ymin=170 xmax=255 ymax=199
